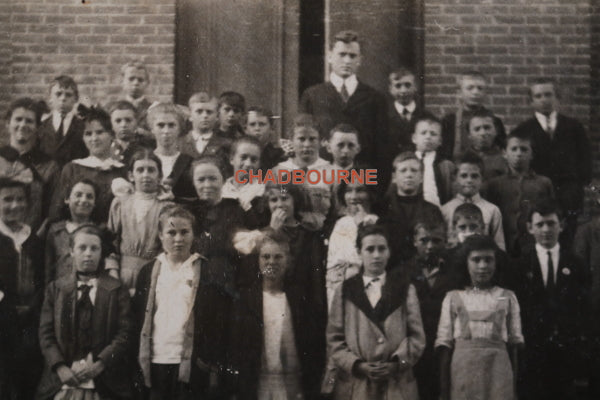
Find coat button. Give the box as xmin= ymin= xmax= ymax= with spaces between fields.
xmin=377 ymin=337 xmax=384 ymax=344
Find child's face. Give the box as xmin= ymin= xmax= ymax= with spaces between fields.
xmin=308 ymin=187 xmax=331 ymax=216
xmin=0 ymin=186 xmax=27 ymax=227
xmin=468 ymin=116 xmax=496 ymax=150
xmin=455 ymin=163 xmax=482 ymax=198
xmin=358 ymin=234 xmax=390 ymax=277
xmin=259 ymin=241 xmax=289 ymax=282
xmin=393 ymin=159 xmax=423 ymax=196
xmin=230 ymin=143 xmax=261 ymax=173
xmin=530 ymin=83 xmax=557 ymax=115
xmin=328 ymin=40 xmax=361 ymax=78
xmin=454 ymin=215 xmax=484 ymax=243
xmin=129 ymin=159 xmax=160 ymax=194
xmin=193 ymin=163 xmax=224 ymax=205
xmin=83 ymin=120 xmax=113 ymax=158
xmin=459 ymin=76 xmax=486 ymax=107
xmin=344 ymin=182 xmax=371 ymax=212
xmin=267 ymin=190 xmax=295 ymax=220
xmin=122 ymin=67 xmax=148 ymax=99
xmin=159 ymin=216 xmax=194 ymax=260
xmin=218 ymin=103 xmax=242 ymax=131
xmin=111 ymin=109 xmax=137 ymax=142
xmin=327 ymin=131 xmax=360 ymax=168
xmin=292 ymin=128 xmax=320 ymax=164
xmin=527 ymin=212 xmax=562 ymax=249
xmin=190 ymin=101 xmax=218 ymax=133
xmin=413 ymin=227 xmax=446 ymax=261
xmin=389 ymin=74 xmax=417 ymax=106
xmin=412 ymin=121 xmax=442 ymax=153
xmin=8 ymin=107 xmax=38 ymax=154
xmin=65 ymin=182 xmax=95 ymax=220
xmin=467 ymin=249 xmax=496 ymax=287
xmin=49 ymin=84 xmax=77 ymax=115
xmin=71 ymin=232 xmax=102 ymax=275
xmin=505 ymin=137 xmax=532 ymax=171
xmin=151 ymin=112 xmax=180 ymax=151
xmin=245 ymin=112 xmax=271 ymax=144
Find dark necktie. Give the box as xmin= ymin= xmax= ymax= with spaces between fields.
xmin=402 ymin=108 xmax=411 ymax=121
xmin=76 ymin=284 xmax=94 ymax=359
xmin=57 ymin=114 xmax=65 ymax=136
xmin=340 ymin=83 xmax=350 ymax=103
xmin=546 ymin=251 xmax=556 ymax=294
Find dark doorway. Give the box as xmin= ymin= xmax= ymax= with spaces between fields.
xmin=299 ymin=0 xmax=325 ymax=96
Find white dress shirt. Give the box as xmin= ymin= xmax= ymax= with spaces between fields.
xmin=535 ymin=243 xmax=560 ymax=286
xmin=329 ymin=73 xmax=358 ymax=98
xmin=416 ymin=150 xmax=441 ymax=206
xmin=52 ymin=110 xmax=75 ymax=135
xmin=156 ymin=152 xmax=180 ymax=179
xmin=535 ymin=111 xmax=557 ymax=135
xmin=363 ymin=272 xmax=386 ymax=308
xmin=394 ymin=100 xmax=416 ymax=120
xmin=192 ymin=130 xmax=213 ymax=154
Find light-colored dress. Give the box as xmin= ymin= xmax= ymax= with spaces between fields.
xmin=435 ymin=286 xmax=524 ymax=400
xmin=108 ymin=192 xmax=173 ymax=290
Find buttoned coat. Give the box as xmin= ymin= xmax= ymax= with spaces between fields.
xmin=36 ymin=274 xmax=132 ymax=400
xmin=327 ymin=271 xmax=425 ymax=400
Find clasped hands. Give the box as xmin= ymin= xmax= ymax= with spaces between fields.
xmin=354 ymin=359 xmax=406 ymax=382
xmin=56 ymin=359 xmax=105 ymax=387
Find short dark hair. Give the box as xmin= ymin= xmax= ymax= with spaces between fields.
xmin=528 ymin=77 xmax=559 ymax=99
xmin=413 ymin=112 xmax=442 ymax=129
xmin=50 ymin=75 xmax=79 ymax=99
xmin=456 ymin=151 xmax=484 ymax=175
xmin=82 ymin=106 xmax=113 ymax=136
xmin=69 ymin=223 xmax=103 ymax=249
xmin=459 ymin=70 xmax=486 ymax=83
xmin=246 ymin=106 xmax=274 ymax=127
xmin=128 ymin=148 xmax=162 ymax=177
xmin=230 ymin=135 xmax=262 ymax=158
xmin=457 ymin=234 xmax=500 ymax=286
xmin=331 ymin=30 xmax=359 ymax=49
xmin=327 ymin=123 xmax=359 ymax=141
xmin=0 ymin=177 xmax=30 ymax=202
xmin=336 ymin=180 xmax=376 ymax=208
xmin=218 ymin=91 xmax=246 ymax=112
xmin=505 ymin=131 xmax=533 ymax=150
xmin=389 ymin=67 xmax=416 ymax=82
xmin=413 ymin=214 xmax=447 ymax=237
xmin=158 ymin=204 xmax=196 ymax=234
xmin=392 ymin=151 xmax=422 ymax=172
xmin=5 ymin=98 xmax=48 ymax=126
xmin=107 ymin=100 xmax=137 ymax=116
xmin=527 ymin=198 xmax=563 ymax=222
xmin=467 ymin=108 xmax=495 ymax=130
xmin=356 ymin=223 xmax=389 ymax=251
xmin=452 ymin=203 xmax=484 ymax=227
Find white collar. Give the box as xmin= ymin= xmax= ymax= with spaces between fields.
xmin=535 ymin=111 xmax=557 ymax=130
xmin=77 ymin=278 xmax=97 ymax=289
xmin=73 ymin=156 xmax=124 ymax=170
xmin=535 ymin=242 xmax=560 ymax=259
xmin=329 ymin=73 xmax=358 ymax=96
xmin=126 ymin=95 xmax=146 ymax=106
xmin=394 ymin=100 xmax=416 ymax=115
xmin=457 ymin=193 xmax=481 ymax=203
xmin=191 ymin=130 xmax=213 ymax=141
xmin=416 ymin=150 xmax=436 ymax=163
xmin=0 ymin=219 xmax=30 ymax=253
xmin=157 ymin=252 xmax=200 ymax=271
xmin=362 ymin=272 xmax=386 ymax=288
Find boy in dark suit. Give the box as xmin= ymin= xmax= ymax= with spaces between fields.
xmin=511 ymin=78 xmax=592 ymax=246
xmin=108 ymin=100 xmax=156 ymax=164
xmin=179 ymin=92 xmax=231 ymax=162
xmin=216 ymin=91 xmax=246 ymax=140
xmin=36 ymin=224 xmax=132 ymax=400
xmin=121 ymin=61 xmax=152 ymax=125
xmin=387 ymin=67 xmax=424 ymax=153
xmin=515 ymin=200 xmax=587 ymax=400
xmin=299 ymin=30 xmax=387 ymax=167
xmin=440 ymin=71 xmax=506 ymax=160
xmin=407 ymin=215 xmax=458 ymax=400
xmin=38 ymin=75 xmax=88 ymax=166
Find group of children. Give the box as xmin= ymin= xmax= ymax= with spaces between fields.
xmin=0 ymin=30 xmax=596 ymax=400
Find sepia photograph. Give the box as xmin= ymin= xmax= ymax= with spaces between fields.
xmin=0 ymin=0 xmax=598 ymax=399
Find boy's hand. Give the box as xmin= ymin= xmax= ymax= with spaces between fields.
xmin=269 ymin=209 xmax=287 ymax=231
xmin=56 ymin=364 xmax=80 ymax=386
xmin=74 ymin=359 xmax=105 ymax=381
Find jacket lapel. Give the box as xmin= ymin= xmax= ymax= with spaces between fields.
xmin=343 ymin=274 xmax=386 ymax=333
xmin=373 ymin=272 xmax=407 ymax=323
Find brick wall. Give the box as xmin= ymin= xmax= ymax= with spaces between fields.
xmin=1 ymin=0 xmax=176 ymax=140
xmin=423 ymin=0 xmax=592 ymax=136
